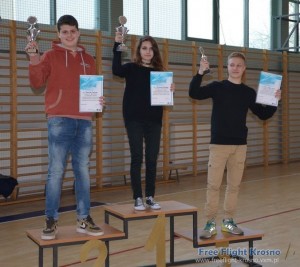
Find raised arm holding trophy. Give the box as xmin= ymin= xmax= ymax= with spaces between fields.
xmin=25 ymin=16 xmax=40 ymax=55
xmin=115 ymin=15 xmax=129 ymax=51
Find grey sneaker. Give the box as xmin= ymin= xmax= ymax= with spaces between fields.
xmin=199 ymin=219 xmax=217 ymax=239
xmin=134 ymin=197 xmax=146 ymax=211
xmin=145 ymin=196 xmax=161 ymax=210
xmin=41 ymin=217 xmax=58 ymax=240
xmin=77 ymin=215 xmax=104 ymax=236
xmin=221 ymin=218 xmax=244 ymax=235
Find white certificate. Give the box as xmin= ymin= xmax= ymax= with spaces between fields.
xmin=150 ymin=71 xmax=174 ymax=106
xmin=79 ymin=75 xmax=103 ymax=112
xmin=256 ymin=71 xmax=282 ymax=107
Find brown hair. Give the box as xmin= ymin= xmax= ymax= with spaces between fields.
xmin=134 ymin=36 xmax=165 ymax=71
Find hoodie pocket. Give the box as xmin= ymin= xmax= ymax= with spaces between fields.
xmin=48 ymin=89 xmax=63 ymax=110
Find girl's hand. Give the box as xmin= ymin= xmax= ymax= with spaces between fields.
xmin=115 ymin=31 xmax=123 ymax=43
xmin=170 ymin=83 xmax=175 ymax=92
xmin=99 ymin=96 xmax=106 ymax=107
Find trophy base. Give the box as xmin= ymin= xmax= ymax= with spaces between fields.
xmin=27 ymin=47 xmax=38 ymax=54
xmin=116 ymin=44 xmax=128 ymax=52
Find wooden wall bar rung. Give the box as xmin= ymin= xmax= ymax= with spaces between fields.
xmin=0 ymin=20 xmax=299 ymax=204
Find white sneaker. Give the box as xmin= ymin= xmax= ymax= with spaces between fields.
xmin=134 ymin=197 xmax=146 ymax=211
xmin=145 ymin=196 xmax=161 ymax=210
xmin=76 ymin=215 xmax=104 ymax=236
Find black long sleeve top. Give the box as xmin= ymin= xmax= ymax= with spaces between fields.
xmin=112 ymin=42 xmax=163 ymax=125
xmin=189 ymin=73 xmax=277 ymax=145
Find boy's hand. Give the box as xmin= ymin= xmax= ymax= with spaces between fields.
xmin=275 ymin=89 xmax=281 ymax=100
xmin=198 ymin=58 xmax=210 ymax=75
xmin=25 ymin=40 xmax=39 ymax=57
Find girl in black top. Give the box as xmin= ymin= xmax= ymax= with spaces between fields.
xmin=113 ymin=34 xmax=173 ymax=211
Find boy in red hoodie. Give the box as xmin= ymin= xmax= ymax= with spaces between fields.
xmin=25 ymin=15 xmax=104 ymax=240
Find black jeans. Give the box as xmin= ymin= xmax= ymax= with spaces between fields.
xmin=125 ymin=120 xmax=162 ymax=199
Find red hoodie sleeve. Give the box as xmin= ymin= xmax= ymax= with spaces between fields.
xmin=29 ymin=51 xmax=51 ymax=89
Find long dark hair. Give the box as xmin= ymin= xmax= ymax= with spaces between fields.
xmin=134 ymin=36 xmax=165 ymax=71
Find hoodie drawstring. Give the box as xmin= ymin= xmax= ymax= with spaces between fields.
xmin=80 ymin=52 xmax=86 ymax=74
xmin=64 ymin=49 xmax=86 ymax=75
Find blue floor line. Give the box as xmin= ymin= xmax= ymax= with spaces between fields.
xmin=0 ymin=201 xmax=105 ymax=223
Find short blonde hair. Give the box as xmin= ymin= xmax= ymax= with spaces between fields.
xmin=227 ymin=52 xmax=246 ymax=64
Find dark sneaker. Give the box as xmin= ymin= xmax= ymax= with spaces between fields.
xmin=145 ymin=196 xmax=161 ymax=210
xmin=221 ymin=218 xmax=244 ymax=235
xmin=134 ymin=197 xmax=146 ymax=211
xmin=199 ymin=219 xmax=217 ymax=239
xmin=77 ymin=215 xmax=104 ymax=236
xmin=41 ymin=217 xmax=58 ymax=240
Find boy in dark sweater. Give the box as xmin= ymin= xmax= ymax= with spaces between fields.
xmin=189 ymin=52 xmax=281 ymax=239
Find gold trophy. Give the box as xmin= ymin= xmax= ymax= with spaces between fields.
xmin=115 ymin=16 xmax=129 ymax=51
xmin=26 ymin=16 xmax=40 ymax=53
xmin=199 ymin=46 xmax=211 ymax=75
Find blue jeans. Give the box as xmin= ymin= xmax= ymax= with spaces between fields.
xmin=45 ymin=117 xmax=92 ymax=220
xmin=125 ymin=120 xmax=162 ymax=199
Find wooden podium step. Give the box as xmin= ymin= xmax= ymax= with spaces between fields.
xmin=104 ymin=200 xmax=199 ymax=266
xmin=174 ymin=227 xmax=264 ymax=267
xmin=175 ymin=226 xmax=264 ymax=246
xmin=26 ymin=223 xmax=125 ymax=247
xmin=104 ymin=200 xmax=198 ymax=219
xmin=26 ymin=223 xmax=125 ymax=267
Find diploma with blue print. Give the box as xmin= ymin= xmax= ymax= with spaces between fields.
xmin=256 ymin=71 xmax=282 ymax=107
xmin=79 ymin=75 xmax=103 ymax=112
xmin=150 ymin=71 xmax=174 ymax=106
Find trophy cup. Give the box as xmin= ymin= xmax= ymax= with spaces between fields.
xmin=115 ymin=16 xmax=129 ymax=51
xmin=199 ymin=46 xmax=211 ymax=75
xmin=26 ymin=16 xmax=40 ymax=53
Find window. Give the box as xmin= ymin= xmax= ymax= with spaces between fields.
xmin=288 ymin=1 xmax=300 ymax=52
xmin=187 ymin=0 xmax=214 ymax=40
xmin=56 ymin=0 xmax=98 ymax=30
xmin=219 ymin=0 xmax=244 ymax=47
xmin=123 ymin=0 xmax=144 ymax=36
xmin=149 ymin=0 xmax=182 ymax=40
xmin=0 ymin=0 xmax=288 ymax=51
xmin=249 ymin=0 xmax=271 ymax=49
xmin=187 ymin=0 xmax=273 ymax=49
xmin=124 ymin=0 xmax=182 ymax=39
xmin=2 ymin=0 xmax=50 ymax=24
